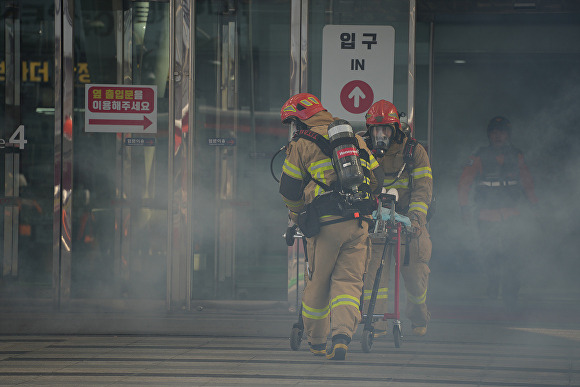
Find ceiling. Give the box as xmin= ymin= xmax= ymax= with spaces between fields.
xmin=417 ymin=0 xmax=580 ymax=22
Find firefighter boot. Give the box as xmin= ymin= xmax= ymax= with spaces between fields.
xmin=412 ymin=324 xmax=427 ymax=336
xmin=326 ymin=334 xmax=350 ymax=360
xmin=309 ymin=342 xmax=326 ymax=356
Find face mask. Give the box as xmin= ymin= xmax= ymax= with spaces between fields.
xmin=371 ymin=125 xmax=392 ymax=156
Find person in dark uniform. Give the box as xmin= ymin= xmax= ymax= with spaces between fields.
xmin=458 ymin=116 xmax=537 ymax=307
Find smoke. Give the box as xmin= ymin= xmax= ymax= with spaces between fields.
xmin=429 ymin=24 xmax=580 ymax=313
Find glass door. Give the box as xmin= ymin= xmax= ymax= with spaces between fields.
xmin=191 ymin=0 xmax=291 ymax=300
xmin=1 ymin=0 xmax=55 ymax=300
xmin=66 ymin=0 xmax=170 ymax=303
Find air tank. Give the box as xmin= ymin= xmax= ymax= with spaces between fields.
xmin=327 ymin=119 xmax=364 ymax=194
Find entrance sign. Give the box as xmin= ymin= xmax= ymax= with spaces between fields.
xmin=85 ymin=84 xmax=157 ymax=133
xmin=321 ymin=25 xmax=395 ymax=122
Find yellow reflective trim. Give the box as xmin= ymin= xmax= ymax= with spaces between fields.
xmin=384 ymin=178 xmax=409 ymax=184
xmin=409 ymin=201 xmax=428 ymax=214
xmin=283 ymin=197 xmax=303 ymax=210
xmin=363 ymin=288 xmax=388 ymax=300
xmin=331 ymin=294 xmax=360 ymax=309
xmin=282 ymin=159 xmax=303 ymax=179
xmin=309 ymin=158 xmax=333 ymax=172
xmin=408 ymin=288 xmax=427 ymax=305
xmin=384 ymin=178 xmax=409 ymax=190
xmin=302 ymin=301 xmax=330 ymax=320
xmin=308 ymin=158 xmax=333 ymax=196
xmin=412 ymin=166 xmax=432 ymax=179
xmin=369 ymin=155 xmax=379 ymax=169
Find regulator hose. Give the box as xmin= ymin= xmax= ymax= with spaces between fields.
xmin=270 ymin=145 xmax=287 ymax=183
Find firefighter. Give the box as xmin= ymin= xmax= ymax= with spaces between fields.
xmin=458 ymin=116 xmax=537 ymax=307
xmin=363 ymin=100 xmax=433 ymax=337
xmin=279 ymin=93 xmax=379 ymax=360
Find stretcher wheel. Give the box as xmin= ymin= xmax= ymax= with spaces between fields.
xmin=290 ymin=325 xmax=303 ymax=351
xmin=361 ymin=329 xmax=374 ymax=353
xmin=393 ymin=325 xmax=402 ymax=348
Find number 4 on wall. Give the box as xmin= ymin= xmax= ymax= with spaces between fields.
xmin=9 ymin=125 xmax=27 ymax=149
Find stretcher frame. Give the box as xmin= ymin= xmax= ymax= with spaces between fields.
xmin=360 ymin=210 xmax=404 ymax=351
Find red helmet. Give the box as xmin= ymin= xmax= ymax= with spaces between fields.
xmin=281 ymin=93 xmax=326 ymax=123
xmin=365 ymin=100 xmax=400 ymax=129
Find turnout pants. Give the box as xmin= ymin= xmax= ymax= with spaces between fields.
xmin=301 ymin=219 xmax=370 ymax=346
xmin=477 ymin=218 xmax=521 ymax=300
xmin=363 ymin=225 xmax=432 ymax=328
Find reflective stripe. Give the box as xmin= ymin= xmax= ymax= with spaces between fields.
xmin=282 ymin=159 xmax=303 ymax=179
xmin=412 ymin=166 xmax=432 ymax=180
xmin=363 ymin=287 xmax=388 ymax=300
xmin=384 ymin=178 xmax=409 ymax=189
xmin=302 ymin=302 xmax=330 ymax=320
xmin=409 ymin=201 xmax=428 ymax=215
xmin=331 ymin=294 xmax=360 ymax=309
xmin=309 ymin=159 xmax=333 ymax=175
xmin=283 ymin=197 xmax=303 ymax=211
xmin=408 ymin=288 xmax=427 ymax=304
xmin=369 ymin=155 xmax=379 ymax=169
xmin=308 ymin=158 xmax=333 ymax=196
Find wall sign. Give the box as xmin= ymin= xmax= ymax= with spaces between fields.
xmin=321 ymin=25 xmax=395 ymax=123
xmin=85 ymin=84 xmax=157 ymax=133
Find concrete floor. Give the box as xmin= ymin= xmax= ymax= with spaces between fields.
xmin=1 ymin=252 xmax=580 ymax=385
xmin=0 ymin=320 xmax=579 ymax=386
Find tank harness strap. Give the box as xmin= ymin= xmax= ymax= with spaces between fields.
xmin=403 ymin=138 xmax=418 ymax=190
xmin=402 ymin=138 xmax=418 ymax=164
xmin=292 ymin=128 xmax=360 ymax=156
xmin=292 ymin=129 xmax=331 ymax=157
xmin=320 ymin=214 xmax=373 ymax=228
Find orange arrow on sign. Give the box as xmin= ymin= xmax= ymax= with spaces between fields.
xmin=89 ymin=116 xmax=153 ymax=130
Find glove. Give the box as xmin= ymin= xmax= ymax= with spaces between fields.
xmin=372 ymin=207 xmax=411 ymax=227
xmin=285 ymin=224 xmax=298 ymax=246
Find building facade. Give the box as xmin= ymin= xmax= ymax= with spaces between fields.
xmin=2 ymin=0 xmax=579 ymax=312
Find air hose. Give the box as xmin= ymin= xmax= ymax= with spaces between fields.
xmin=270 ymin=145 xmax=287 ymax=183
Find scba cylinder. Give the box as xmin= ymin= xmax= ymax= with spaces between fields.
xmin=327 ymin=119 xmax=364 ymax=194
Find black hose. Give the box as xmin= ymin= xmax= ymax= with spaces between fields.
xmin=270 ymin=145 xmax=286 ymax=183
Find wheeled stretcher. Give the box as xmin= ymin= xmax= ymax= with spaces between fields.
xmin=360 ymin=192 xmax=411 ymax=352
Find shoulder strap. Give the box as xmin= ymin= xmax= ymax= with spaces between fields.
xmin=291 ymin=128 xmax=333 ymax=191
xmin=292 ymin=129 xmax=332 ymax=157
xmin=403 ymin=138 xmax=418 ymax=166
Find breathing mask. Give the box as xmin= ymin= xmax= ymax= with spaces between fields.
xmin=370 ymin=125 xmax=393 ymax=156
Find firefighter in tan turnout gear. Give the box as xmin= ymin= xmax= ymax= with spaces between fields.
xmin=363 ymin=100 xmax=433 ymax=337
xmin=279 ymin=93 xmax=379 ymax=360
